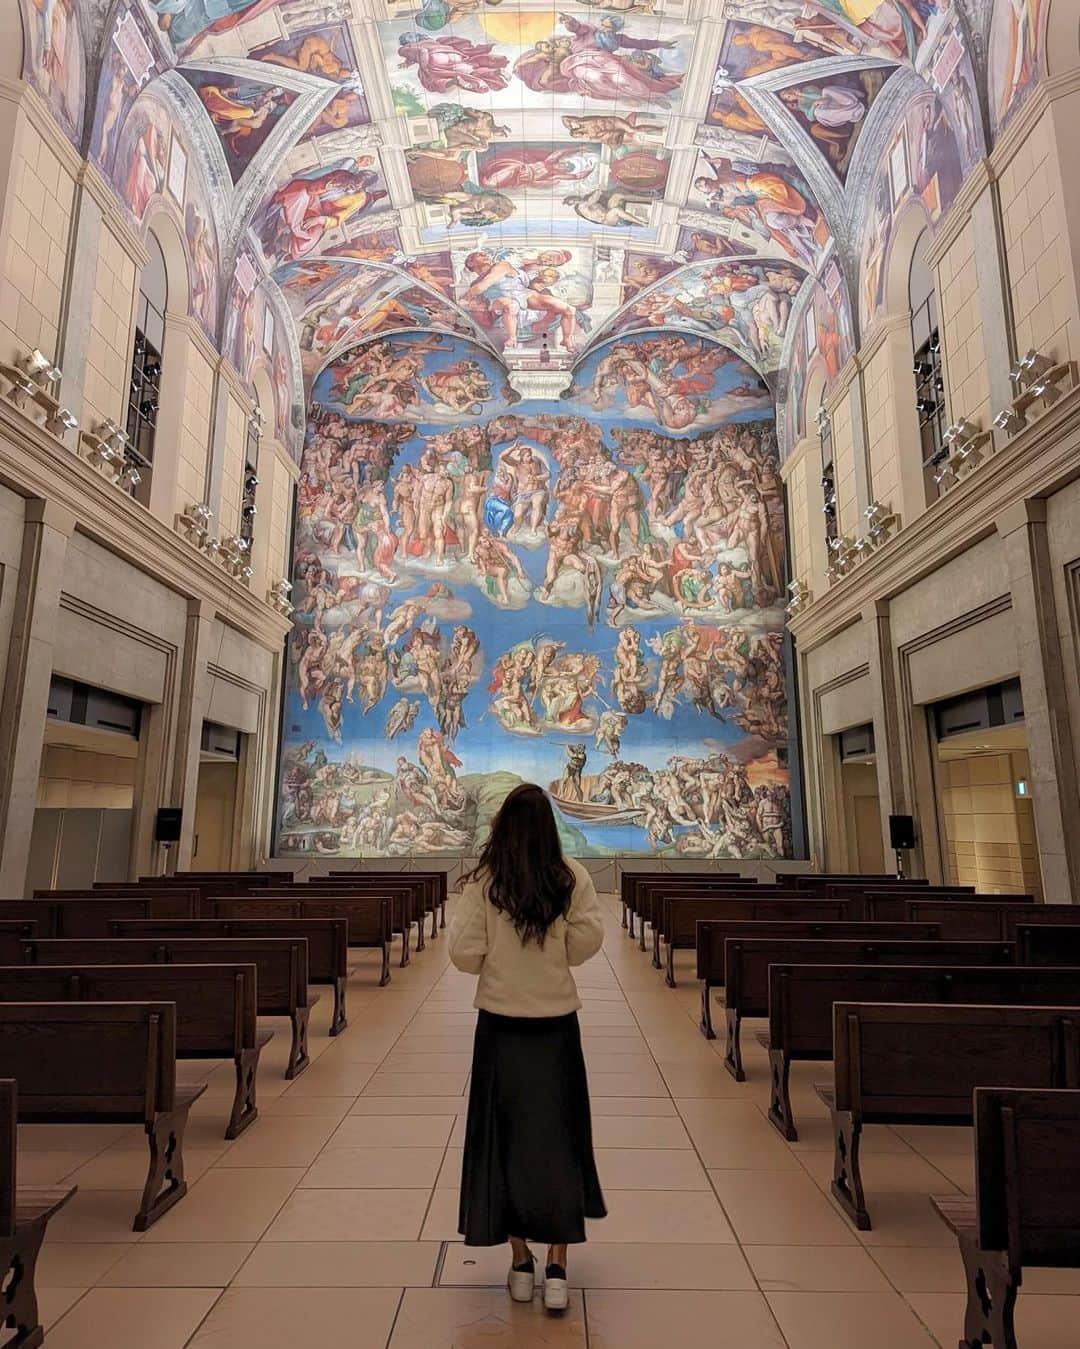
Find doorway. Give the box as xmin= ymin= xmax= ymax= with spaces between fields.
xmin=192 ymin=758 xmax=239 ymax=871
xmin=934 ymin=723 xmax=1041 ymax=897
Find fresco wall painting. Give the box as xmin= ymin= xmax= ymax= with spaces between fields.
xmin=988 ymin=0 xmax=1043 ymax=135
xmin=276 ymin=331 xmax=791 ymax=860
xmin=20 ymin=0 xmax=86 ymax=144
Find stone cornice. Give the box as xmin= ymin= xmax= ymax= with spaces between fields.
xmin=988 ymin=68 xmax=1080 ymax=177
xmin=789 ymin=384 xmax=1080 ymax=651
xmin=924 ymin=159 xmax=993 ymax=269
xmin=0 ymin=76 xmax=25 ymax=107
xmin=80 ymin=160 xmax=149 ymax=272
xmin=165 ymin=310 xmax=224 ymax=374
xmin=854 ymin=313 xmax=909 ymax=370
xmin=272 ymin=439 xmax=301 ymax=482
xmin=0 ymin=401 xmax=290 ymax=652
xmin=16 ymin=84 xmax=85 ymax=183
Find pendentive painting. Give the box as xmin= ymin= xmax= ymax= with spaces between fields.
xmin=275 ymin=331 xmax=791 ymax=861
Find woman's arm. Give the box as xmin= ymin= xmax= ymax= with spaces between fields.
xmin=448 ymin=882 xmax=488 ymax=974
xmin=565 ymin=869 xmax=605 ymax=967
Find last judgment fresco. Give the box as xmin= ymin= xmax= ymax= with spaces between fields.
xmin=276 ymin=331 xmax=791 ymax=859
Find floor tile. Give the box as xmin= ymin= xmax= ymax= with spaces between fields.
xmin=264 ymin=1188 xmax=432 ymax=1241
xmin=35 ymin=1242 xmax=130 ymax=1287
xmin=43 ymin=1288 xmax=222 ymax=1349
xmin=187 ymin=1287 xmax=401 ymax=1349
xmin=441 ymin=1241 xmax=755 ymax=1291
xmin=677 ymin=1100 xmax=802 ymax=1170
xmin=142 ymin=1169 xmax=303 ymax=1243
xmin=585 ymin=1290 xmax=786 ymax=1349
xmin=710 ymin=1169 xmax=858 ymax=1246
xmin=331 ymin=1114 xmax=456 ymax=1147
xmin=390 ymin=1287 xmax=586 ymax=1347
xmin=595 ymin=1148 xmax=709 ymax=1191
xmin=589 ymin=1190 xmax=735 ymax=1244
xmin=301 ymin=1145 xmax=445 ymax=1189
xmin=908 ymin=1292 xmax=1080 ymax=1349
xmin=233 ymin=1240 xmax=440 ymax=1288
xmin=99 ymin=1243 xmax=253 ymax=1288
xmin=592 ymin=1116 xmax=691 ymax=1148
xmin=747 ymin=1245 xmax=892 ymax=1293
xmin=770 ymin=1289 xmax=944 ymax=1347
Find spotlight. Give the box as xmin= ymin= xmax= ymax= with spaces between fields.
xmin=24 ymin=349 xmax=62 ymax=382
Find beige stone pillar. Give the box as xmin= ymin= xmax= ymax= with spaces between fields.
xmin=168 ymin=598 xmax=216 ymax=870
xmin=861 ymin=600 xmax=911 ymax=872
xmin=0 ymin=498 xmax=75 ymax=895
xmin=996 ymin=499 xmax=1080 ymax=903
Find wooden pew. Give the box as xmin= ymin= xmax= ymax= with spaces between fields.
xmin=791 ymin=873 xmax=925 ymax=889
xmin=855 ymin=887 xmax=996 ymax=921
xmin=200 ymin=895 xmax=392 ymax=988
xmin=0 ymin=921 xmax=35 ymax=965
xmin=723 ymin=939 xmax=1016 ymax=1083
xmin=253 ymin=881 xmax=422 ymax=962
xmin=631 ymin=880 xmax=788 ymax=952
xmin=694 ymin=919 xmax=943 ymax=1038
xmin=655 ymin=894 xmax=850 ymax=986
xmin=1016 ymin=923 xmax=1080 ymax=966
xmin=906 ymin=899 xmax=1080 ymax=940
xmin=110 ymin=916 xmax=353 ymax=1034
xmin=620 ymin=870 xmax=755 ymax=935
xmin=932 ymin=1087 xmax=1080 ymax=1349
xmin=0 ymin=1079 xmax=76 ymax=1349
xmin=0 ymin=963 xmax=266 ymax=1139
xmin=25 ymin=935 xmax=315 ymax=1078
xmin=325 ymin=870 xmax=448 ymax=935
xmin=764 ymin=959 xmax=1080 ymax=1140
xmin=0 ymin=1002 xmax=205 ymax=1230
xmin=825 ymin=1002 xmax=1080 ymax=1231
xmin=623 ymin=875 xmax=762 ymax=944
xmin=7 ymin=893 xmax=197 ymax=935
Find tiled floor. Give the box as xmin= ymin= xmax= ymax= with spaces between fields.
xmin=30 ymin=896 xmax=1080 ymax=1347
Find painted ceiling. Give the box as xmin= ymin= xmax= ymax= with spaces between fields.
xmin=25 ymin=0 xmax=1042 ymax=449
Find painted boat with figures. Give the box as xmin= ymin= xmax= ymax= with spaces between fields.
xmin=547 ymin=784 xmax=644 ymax=825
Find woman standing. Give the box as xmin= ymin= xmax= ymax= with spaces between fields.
xmin=449 ymin=785 xmax=607 ymax=1311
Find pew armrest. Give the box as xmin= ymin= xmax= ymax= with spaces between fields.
xmin=16 ymin=1184 xmax=76 ymax=1226
xmin=931 ymin=1195 xmax=976 ymax=1238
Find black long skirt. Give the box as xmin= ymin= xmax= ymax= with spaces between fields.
xmin=459 ymin=1009 xmax=607 ymax=1246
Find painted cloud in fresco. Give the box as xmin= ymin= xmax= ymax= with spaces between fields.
xmin=276 ymin=331 xmax=790 ymax=860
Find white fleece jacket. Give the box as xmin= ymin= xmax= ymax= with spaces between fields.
xmin=448 ymin=856 xmax=605 ymax=1017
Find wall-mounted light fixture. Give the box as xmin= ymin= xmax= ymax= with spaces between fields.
xmin=993 ymin=349 xmax=1075 ymax=439
xmin=177 ymin=501 xmax=213 ymax=546
xmin=786 ymin=577 xmax=811 ymax=615
xmin=269 ymin=578 xmax=293 ymax=615
xmin=863 ymin=500 xmax=898 ymax=545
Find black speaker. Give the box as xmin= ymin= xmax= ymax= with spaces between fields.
xmin=155 ymin=808 xmax=183 ymax=843
xmin=889 ymin=814 xmax=916 ymax=850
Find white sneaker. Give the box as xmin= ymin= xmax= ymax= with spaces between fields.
xmin=507 ymin=1258 xmax=535 ymax=1303
xmin=543 ymin=1265 xmax=569 ymax=1312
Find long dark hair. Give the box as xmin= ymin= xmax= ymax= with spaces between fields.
xmin=468 ymin=784 xmax=575 ymax=947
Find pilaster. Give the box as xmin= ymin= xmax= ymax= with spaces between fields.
xmin=0 ymin=498 xmax=75 ymax=895
xmin=170 ymin=597 xmax=216 ymax=870
xmin=861 ymin=599 xmax=908 ymax=868
xmin=995 ymin=499 xmax=1080 ymax=903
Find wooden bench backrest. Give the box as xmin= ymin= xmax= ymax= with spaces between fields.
xmin=0 ymin=1079 xmax=13 ymax=1239
xmin=1016 ymin=925 xmax=1080 ymax=967
xmin=793 ymin=874 xmax=929 ymax=889
xmin=202 ymin=895 xmax=391 ymax=947
xmin=974 ymin=1087 xmax=1080 ymax=1266
xmin=862 ymin=889 xmax=1012 ymax=921
xmin=7 ymin=895 xmax=197 ymax=935
xmin=661 ymin=896 xmax=847 ymax=947
xmin=696 ymin=921 xmax=942 ymax=981
xmin=317 ymin=873 xmax=439 ymax=908
xmin=25 ymin=937 xmax=306 ymax=1015
xmin=620 ymin=870 xmax=753 ymax=904
xmin=0 ymin=1002 xmax=178 ymax=1120
xmin=731 ymin=940 xmax=1017 ymax=1017
xmin=0 ymin=963 xmax=258 ymax=1056
xmin=907 ymin=901 xmax=1080 ymax=940
xmin=833 ymin=1003 xmax=1080 ymax=1118
xmin=109 ymin=917 xmax=348 ymax=980
xmin=0 ymin=920 xmax=36 ymax=965
xmin=251 ymin=884 xmax=418 ymax=928
xmin=769 ymin=960 xmax=1079 ymax=1057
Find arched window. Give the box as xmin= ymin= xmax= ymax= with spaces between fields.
xmin=125 ymin=232 xmax=167 ymax=505
xmin=909 ymin=231 xmax=945 ymax=498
